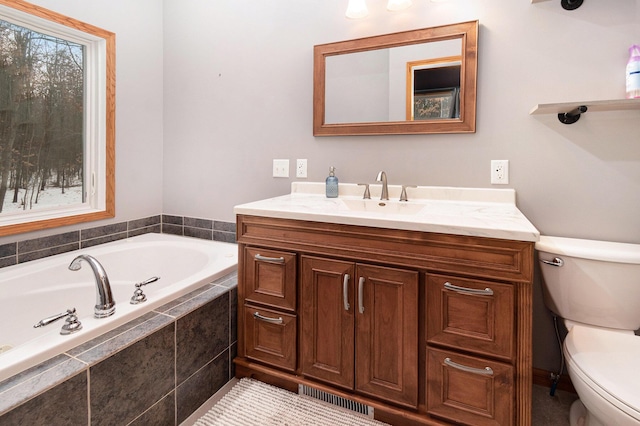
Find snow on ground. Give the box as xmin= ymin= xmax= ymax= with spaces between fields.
xmin=0 ymin=185 xmax=83 ymax=215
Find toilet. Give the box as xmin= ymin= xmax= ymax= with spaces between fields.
xmin=537 ymin=236 xmax=640 ymax=426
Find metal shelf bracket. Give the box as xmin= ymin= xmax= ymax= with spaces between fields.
xmin=558 ymin=105 xmax=587 ymax=124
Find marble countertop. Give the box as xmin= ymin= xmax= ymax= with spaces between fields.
xmin=234 ymin=182 xmax=540 ymax=242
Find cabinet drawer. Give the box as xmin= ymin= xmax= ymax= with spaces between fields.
xmin=426 ymin=274 xmax=514 ymax=360
xmin=244 ymin=247 xmax=296 ymax=311
xmin=427 ymin=348 xmax=514 ymax=426
xmin=244 ymin=305 xmax=296 ymax=372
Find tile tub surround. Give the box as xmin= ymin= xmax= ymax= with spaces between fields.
xmin=0 ymin=214 xmax=236 ymax=268
xmin=0 ymin=271 xmax=238 ymax=425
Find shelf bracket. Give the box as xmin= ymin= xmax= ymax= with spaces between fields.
xmin=558 ymin=105 xmax=587 ymax=124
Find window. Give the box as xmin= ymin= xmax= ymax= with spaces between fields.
xmin=0 ymin=0 xmax=114 ymax=236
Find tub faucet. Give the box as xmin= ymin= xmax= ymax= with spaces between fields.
xmin=69 ymin=255 xmax=116 ymax=318
xmin=376 ymin=171 xmax=389 ymax=200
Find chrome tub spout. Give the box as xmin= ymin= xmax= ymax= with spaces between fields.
xmin=69 ymin=254 xmax=116 ymax=318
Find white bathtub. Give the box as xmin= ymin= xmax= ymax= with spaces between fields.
xmin=0 ymin=233 xmax=237 ymax=383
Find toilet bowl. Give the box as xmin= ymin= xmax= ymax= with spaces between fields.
xmin=536 ymin=236 xmax=640 ymax=426
xmin=564 ymin=324 xmax=640 ymax=425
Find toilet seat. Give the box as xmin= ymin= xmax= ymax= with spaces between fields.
xmin=564 ymin=325 xmax=640 ymax=423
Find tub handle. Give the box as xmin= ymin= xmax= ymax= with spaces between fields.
xmin=444 ymin=357 xmax=494 ymax=376
xmin=136 ymin=276 xmax=160 ymax=288
xmin=254 ymin=254 xmax=285 ymax=264
xmin=130 ymin=276 xmax=161 ymax=304
xmin=253 ymin=312 xmax=283 ymax=324
xmin=33 ymin=308 xmax=83 ymax=335
xmin=444 ymin=281 xmax=494 ymax=296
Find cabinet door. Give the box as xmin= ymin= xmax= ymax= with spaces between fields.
xmin=355 ymin=264 xmax=419 ymax=409
xmin=300 ymin=256 xmax=355 ymax=390
xmin=244 ymin=247 xmax=296 ymax=311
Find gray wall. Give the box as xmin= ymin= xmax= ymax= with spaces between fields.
xmin=6 ymin=0 xmax=640 ymax=373
xmin=162 ymin=0 xmax=640 ymax=247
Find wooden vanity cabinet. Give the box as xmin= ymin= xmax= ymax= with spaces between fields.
xmin=235 ymin=215 xmax=534 ymax=426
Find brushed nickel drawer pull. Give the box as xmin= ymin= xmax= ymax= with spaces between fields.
xmin=444 ymin=357 xmax=494 ymax=376
xmin=254 ymin=254 xmax=285 ymax=264
xmin=253 ymin=312 xmax=283 ymax=324
xmin=358 ymin=277 xmax=365 ymax=314
xmin=444 ymin=281 xmax=494 ymax=296
xmin=343 ymin=274 xmax=351 ymax=311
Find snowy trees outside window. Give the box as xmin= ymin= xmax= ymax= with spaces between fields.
xmin=0 ymin=0 xmax=114 ymax=237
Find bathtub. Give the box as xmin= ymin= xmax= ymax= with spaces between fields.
xmin=0 ymin=233 xmax=237 ymax=383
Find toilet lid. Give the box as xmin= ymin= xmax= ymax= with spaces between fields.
xmin=565 ymin=325 xmax=640 ymax=420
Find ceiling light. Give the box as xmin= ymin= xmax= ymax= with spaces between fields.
xmin=387 ymin=0 xmax=413 ymax=11
xmin=346 ymin=0 xmax=369 ymax=19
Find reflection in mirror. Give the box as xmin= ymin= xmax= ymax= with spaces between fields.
xmin=314 ymin=20 xmax=477 ymax=136
xmin=407 ymin=56 xmax=461 ymax=121
xmin=0 ymin=0 xmax=114 ymax=236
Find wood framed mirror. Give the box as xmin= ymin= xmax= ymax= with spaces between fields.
xmin=313 ymin=20 xmax=477 ymax=136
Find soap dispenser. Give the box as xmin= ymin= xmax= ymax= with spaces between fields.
xmin=326 ymin=166 xmax=339 ymax=198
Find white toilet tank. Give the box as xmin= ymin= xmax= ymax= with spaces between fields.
xmin=536 ymin=236 xmax=640 ymax=331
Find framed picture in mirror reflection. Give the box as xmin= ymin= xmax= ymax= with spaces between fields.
xmin=406 ymin=56 xmax=461 ymax=121
xmin=412 ymin=88 xmax=460 ymax=120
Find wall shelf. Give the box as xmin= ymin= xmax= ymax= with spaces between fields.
xmin=530 ymin=98 xmax=640 ymax=124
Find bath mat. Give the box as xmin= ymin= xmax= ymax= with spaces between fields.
xmin=193 ymin=378 xmax=389 ymax=426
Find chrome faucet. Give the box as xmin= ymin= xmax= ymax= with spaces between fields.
xmin=376 ymin=171 xmax=389 ymax=200
xmin=69 ymin=255 xmax=116 ymax=318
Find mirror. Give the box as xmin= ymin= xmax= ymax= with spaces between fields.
xmin=313 ymin=20 xmax=477 ymax=136
xmin=0 ymin=0 xmax=115 ymax=236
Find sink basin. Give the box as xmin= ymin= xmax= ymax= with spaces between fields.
xmin=342 ymin=199 xmax=426 ymax=215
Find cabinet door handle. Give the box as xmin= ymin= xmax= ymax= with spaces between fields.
xmin=343 ymin=274 xmax=350 ymax=311
xmin=443 ymin=281 xmax=494 ymax=296
xmin=254 ymin=254 xmax=285 ymax=264
xmin=358 ymin=277 xmax=365 ymax=314
xmin=253 ymin=312 xmax=283 ymax=324
xmin=444 ymin=357 xmax=494 ymax=376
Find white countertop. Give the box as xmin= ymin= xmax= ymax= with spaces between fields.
xmin=234 ymin=182 xmax=540 ymax=242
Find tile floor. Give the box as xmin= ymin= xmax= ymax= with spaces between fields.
xmin=532 ymin=384 xmax=578 ymax=426
xmin=184 ymin=381 xmax=579 ymax=425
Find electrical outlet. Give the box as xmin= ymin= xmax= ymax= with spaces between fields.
xmin=273 ymin=159 xmax=289 ymax=178
xmin=491 ymin=160 xmax=509 ymax=184
xmin=296 ymin=159 xmax=308 ymax=178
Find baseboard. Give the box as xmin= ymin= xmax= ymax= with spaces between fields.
xmin=532 ymin=367 xmax=576 ymax=394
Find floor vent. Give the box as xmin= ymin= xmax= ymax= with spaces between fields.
xmin=298 ymin=384 xmax=374 ymax=418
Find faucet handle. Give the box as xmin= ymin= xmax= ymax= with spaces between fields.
xmin=34 ymin=308 xmax=83 ymax=335
xmin=357 ymin=183 xmax=371 ymax=199
xmin=400 ymin=185 xmax=416 ymax=202
xmin=130 ymin=276 xmax=161 ymax=304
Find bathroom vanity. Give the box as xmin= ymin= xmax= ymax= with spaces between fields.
xmin=234 ymin=183 xmax=539 ymax=426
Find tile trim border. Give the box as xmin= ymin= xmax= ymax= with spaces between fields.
xmin=0 ymin=215 xmax=236 ymax=269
